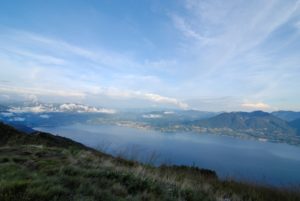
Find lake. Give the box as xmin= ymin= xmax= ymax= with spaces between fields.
xmin=35 ymin=123 xmax=300 ymax=186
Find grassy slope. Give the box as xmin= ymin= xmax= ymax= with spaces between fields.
xmin=0 ymin=123 xmax=299 ymax=201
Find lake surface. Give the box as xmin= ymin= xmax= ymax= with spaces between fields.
xmin=35 ymin=123 xmax=300 ymax=186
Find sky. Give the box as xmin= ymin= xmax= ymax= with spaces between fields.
xmin=0 ymin=0 xmax=300 ymax=111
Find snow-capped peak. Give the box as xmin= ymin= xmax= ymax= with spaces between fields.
xmin=59 ymin=103 xmax=116 ymax=113
xmin=8 ymin=102 xmax=116 ymax=114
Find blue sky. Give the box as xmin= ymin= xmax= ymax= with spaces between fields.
xmin=0 ymin=0 xmax=300 ymax=111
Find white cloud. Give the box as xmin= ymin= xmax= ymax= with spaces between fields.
xmin=1 ymin=112 xmax=14 ymax=117
xmin=0 ymin=29 xmax=188 ymax=109
xmin=0 ymin=84 xmax=86 ymax=98
xmin=142 ymin=114 xmax=162 ymax=119
xmin=9 ymin=105 xmax=48 ymax=113
xmin=0 ymin=94 xmax=10 ymax=100
xmin=171 ymin=14 xmax=213 ymax=44
xmin=17 ymin=31 xmax=140 ymax=71
xmin=168 ymin=0 xmax=300 ymax=111
xmin=39 ymin=114 xmax=50 ymax=118
xmin=26 ymin=94 xmax=38 ymax=102
xmin=241 ymin=102 xmax=270 ymax=110
xmin=170 ymin=0 xmax=300 ymax=79
xmin=8 ymin=103 xmax=116 ymax=114
xmin=295 ymin=20 xmax=300 ymax=30
xmin=143 ymin=93 xmax=188 ymax=109
xmin=0 ymin=82 xmax=188 ymax=109
xmin=59 ymin=103 xmax=116 ymax=114
xmin=9 ymin=117 xmax=25 ymax=122
xmin=1 ymin=2 xmax=300 ymax=112
xmin=90 ymin=86 xmax=189 ymax=109
xmin=164 ymin=111 xmax=174 ymax=114
xmin=7 ymin=48 xmax=66 ymax=65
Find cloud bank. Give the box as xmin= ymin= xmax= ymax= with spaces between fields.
xmin=241 ymin=102 xmax=271 ymax=110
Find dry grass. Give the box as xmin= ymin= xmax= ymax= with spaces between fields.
xmin=0 ymin=145 xmax=299 ymax=201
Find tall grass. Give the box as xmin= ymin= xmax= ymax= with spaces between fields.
xmin=0 ymin=145 xmax=299 ymax=201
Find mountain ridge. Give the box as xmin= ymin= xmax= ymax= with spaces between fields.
xmin=1 ymin=101 xmax=116 ymax=114
xmin=272 ymin=111 xmax=300 ymax=122
xmin=193 ymin=110 xmax=297 ymax=136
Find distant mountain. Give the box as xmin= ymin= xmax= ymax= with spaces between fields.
xmin=289 ymin=118 xmax=300 ymax=135
xmin=272 ymin=111 xmax=300 ymax=122
xmin=6 ymin=102 xmax=116 ymax=114
xmin=195 ymin=111 xmax=297 ymax=136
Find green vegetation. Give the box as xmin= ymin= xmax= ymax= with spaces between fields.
xmin=0 ymin=122 xmax=300 ymax=201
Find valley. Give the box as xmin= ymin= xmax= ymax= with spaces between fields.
xmin=2 ymin=102 xmax=299 ymax=146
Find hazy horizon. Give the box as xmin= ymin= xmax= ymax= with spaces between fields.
xmin=1 ymin=0 xmax=300 ymax=111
